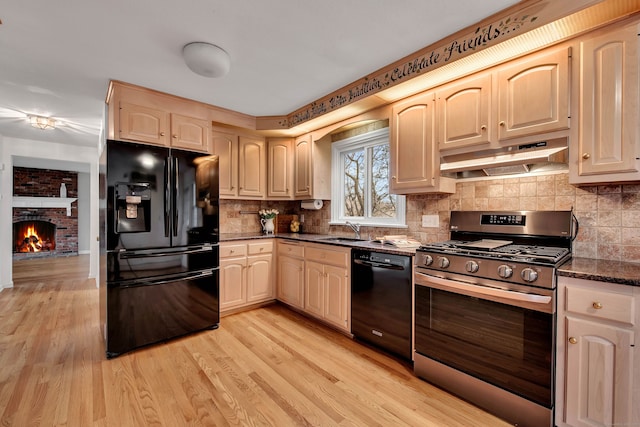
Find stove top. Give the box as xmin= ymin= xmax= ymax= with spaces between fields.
xmin=418 ymin=240 xmax=571 ymax=266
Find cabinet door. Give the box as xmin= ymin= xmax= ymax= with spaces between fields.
xmin=211 ymin=130 xmax=238 ymax=197
xmin=565 ymin=317 xmax=634 ymax=427
xmin=267 ymin=138 xmax=292 ymax=198
xmin=246 ymin=254 xmax=274 ymax=303
xmin=238 ymin=136 xmax=266 ymax=198
xmin=390 ymin=91 xmax=438 ymax=194
xmin=497 ymin=48 xmax=569 ymax=141
xmin=170 ymin=113 xmax=211 ymax=153
xmin=119 ymin=102 xmax=169 ymax=146
xmin=277 ymin=255 xmax=304 ymax=309
xmin=323 ymin=264 xmax=349 ymax=331
xmin=304 ymin=260 xmax=325 ymax=318
xmin=219 ymin=257 xmax=247 ymax=311
xmin=576 ymin=24 xmax=639 ymax=177
xmin=293 ymin=135 xmax=313 ymax=198
xmin=437 ymin=73 xmax=492 ymax=152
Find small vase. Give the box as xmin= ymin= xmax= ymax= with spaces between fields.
xmin=261 ymin=217 xmax=275 ymax=234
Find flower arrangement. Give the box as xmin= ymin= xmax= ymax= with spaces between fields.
xmin=258 ymin=208 xmax=279 ymax=219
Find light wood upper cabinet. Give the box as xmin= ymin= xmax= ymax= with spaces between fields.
xmin=555 ymin=276 xmax=639 ymax=427
xmin=169 ymin=113 xmax=210 ymax=153
xmin=437 ymin=73 xmax=492 ymax=152
xmin=119 ymin=102 xmax=170 ymax=146
xmin=267 ymin=138 xmax=293 ymax=198
xmin=211 ymin=128 xmax=266 ymax=199
xmin=390 ymin=91 xmax=455 ymax=194
xmin=497 ymin=48 xmax=570 ymax=142
xmin=211 ymin=129 xmax=238 ymax=197
xmin=293 ymin=134 xmax=313 ymax=198
xmin=571 ymin=22 xmax=640 ymax=183
xmin=238 ymin=136 xmax=266 ymax=198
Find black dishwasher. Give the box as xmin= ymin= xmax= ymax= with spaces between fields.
xmin=351 ymin=249 xmax=412 ymax=360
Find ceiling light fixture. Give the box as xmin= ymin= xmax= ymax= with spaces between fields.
xmin=28 ymin=115 xmax=57 ymax=130
xmin=182 ymin=42 xmax=231 ymax=78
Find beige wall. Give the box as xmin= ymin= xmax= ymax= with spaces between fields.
xmin=219 ymin=172 xmax=640 ymax=263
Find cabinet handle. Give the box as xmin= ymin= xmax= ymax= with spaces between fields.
xmin=392 ymin=176 xmax=397 ymax=180
xmin=172 ymin=134 xmax=178 ymax=139
xmin=160 ymin=132 xmax=165 ymax=136
xmin=582 ymin=153 xmax=591 ymax=160
xmin=592 ymin=301 xmax=603 ymax=309
xmin=499 ymin=121 xmax=505 ymax=127
xmin=569 ymin=337 xmax=577 ymax=344
xmin=481 ymin=125 xmax=487 ymax=130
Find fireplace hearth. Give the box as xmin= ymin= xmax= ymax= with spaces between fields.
xmin=13 ymin=220 xmax=56 ymax=253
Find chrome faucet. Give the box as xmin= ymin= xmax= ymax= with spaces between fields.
xmin=345 ymin=221 xmax=361 ymax=239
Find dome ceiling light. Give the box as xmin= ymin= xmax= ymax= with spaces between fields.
xmin=182 ymin=42 xmax=231 ymax=78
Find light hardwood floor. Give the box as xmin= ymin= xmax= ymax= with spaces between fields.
xmin=1 ymin=256 xmax=511 ymax=426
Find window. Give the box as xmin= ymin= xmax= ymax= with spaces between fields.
xmin=331 ymin=127 xmax=406 ymax=227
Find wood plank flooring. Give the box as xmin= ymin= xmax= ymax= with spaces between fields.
xmin=1 ymin=256 xmax=511 ymax=426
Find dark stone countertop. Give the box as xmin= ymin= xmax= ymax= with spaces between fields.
xmin=219 ymin=232 xmax=418 ymax=257
xmin=558 ymin=257 xmax=640 ymax=287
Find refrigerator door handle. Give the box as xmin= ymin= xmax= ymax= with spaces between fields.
xmin=164 ymin=157 xmax=171 ymax=238
xmin=118 ymin=245 xmax=214 ymax=259
xmin=117 ymin=267 xmax=219 ymax=288
xmin=173 ymin=156 xmax=179 ymax=237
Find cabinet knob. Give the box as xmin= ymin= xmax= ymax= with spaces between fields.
xmin=569 ymin=337 xmax=578 ymax=344
xmin=582 ymin=153 xmax=591 ymax=160
xmin=499 ymin=121 xmax=505 ymax=127
xmin=392 ymin=176 xmax=397 ymax=180
xmin=160 ymin=132 xmax=165 ymax=136
xmin=172 ymin=134 xmax=178 ymax=139
xmin=592 ymin=301 xmax=603 ymax=309
xmin=481 ymin=125 xmax=487 ymax=130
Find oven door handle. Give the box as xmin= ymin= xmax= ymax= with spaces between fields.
xmin=415 ymin=271 xmax=553 ymax=311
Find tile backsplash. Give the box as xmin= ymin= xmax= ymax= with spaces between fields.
xmin=219 ymin=172 xmax=640 ymax=263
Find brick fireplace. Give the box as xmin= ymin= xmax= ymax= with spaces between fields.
xmin=12 ymin=167 xmax=78 ymax=259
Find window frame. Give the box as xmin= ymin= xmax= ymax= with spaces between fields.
xmin=330 ymin=127 xmax=406 ymax=228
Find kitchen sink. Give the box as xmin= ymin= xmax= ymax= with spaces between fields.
xmin=319 ymin=237 xmax=366 ymax=242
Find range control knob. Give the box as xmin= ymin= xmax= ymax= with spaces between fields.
xmin=422 ymin=254 xmax=433 ymax=266
xmin=465 ymin=260 xmax=479 ymax=273
xmin=437 ymin=257 xmax=450 ymax=269
xmin=521 ymin=268 xmax=538 ymax=282
xmin=497 ymin=264 xmax=513 ymax=278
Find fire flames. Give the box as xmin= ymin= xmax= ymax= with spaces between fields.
xmin=21 ymin=225 xmax=43 ymax=252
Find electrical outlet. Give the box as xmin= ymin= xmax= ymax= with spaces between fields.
xmin=422 ymin=214 xmax=439 ymax=228
xmin=300 ymin=214 xmax=305 ymax=223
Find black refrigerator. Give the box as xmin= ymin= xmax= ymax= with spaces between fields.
xmin=100 ymin=139 xmax=220 ymax=358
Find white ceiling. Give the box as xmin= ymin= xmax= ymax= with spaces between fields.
xmin=0 ymin=0 xmax=519 ymax=147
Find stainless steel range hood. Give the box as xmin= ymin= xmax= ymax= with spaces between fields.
xmin=440 ymin=138 xmax=568 ymax=178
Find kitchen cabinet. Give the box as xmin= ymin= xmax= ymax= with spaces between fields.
xmin=556 ymin=276 xmax=639 ymax=427
xmin=437 ymin=73 xmax=492 ymax=152
xmin=570 ymin=21 xmax=640 ymax=184
xmin=497 ymin=47 xmax=570 ymax=142
xmin=267 ymin=138 xmax=293 ymax=198
xmin=276 ymin=240 xmax=305 ymax=309
xmin=303 ymin=244 xmax=350 ymax=332
xmin=211 ymin=127 xmax=266 ymax=199
xmin=220 ymin=240 xmax=274 ymax=314
xmin=390 ymin=91 xmax=455 ymax=194
xmin=293 ymin=134 xmax=313 ymax=198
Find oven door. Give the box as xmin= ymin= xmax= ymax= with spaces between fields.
xmin=414 ymin=269 xmax=555 ymax=409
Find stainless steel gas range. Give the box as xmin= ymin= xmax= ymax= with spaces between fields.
xmin=413 ymin=210 xmax=577 ymax=427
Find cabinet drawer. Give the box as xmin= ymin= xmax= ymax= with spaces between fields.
xmin=278 ymin=242 xmax=304 ymax=258
xmin=220 ymin=244 xmax=247 ymax=258
xmin=248 ymin=241 xmax=273 ymax=255
xmin=566 ymin=285 xmax=635 ymax=325
xmin=306 ymin=246 xmax=349 ymax=267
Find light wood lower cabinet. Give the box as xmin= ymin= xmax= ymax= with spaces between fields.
xmin=556 ymin=276 xmax=639 ymax=427
xmin=220 ymin=240 xmax=274 ymax=313
xmin=303 ymin=244 xmax=350 ymax=332
xmin=276 ymin=241 xmax=305 ymax=309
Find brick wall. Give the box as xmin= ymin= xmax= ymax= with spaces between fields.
xmin=12 ymin=167 xmax=78 ymax=258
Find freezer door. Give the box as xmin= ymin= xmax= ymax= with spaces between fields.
xmin=171 ymin=149 xmax=219 ymax=246
xmin=106 ymin=268 xmax=219 ymax=358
